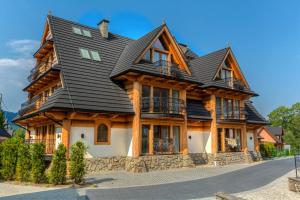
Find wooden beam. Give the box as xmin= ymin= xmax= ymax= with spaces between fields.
xmin=132 ymin=81 xmax=141 ymax=157
xmin=62 ymin=119 xmax=71 ymax=155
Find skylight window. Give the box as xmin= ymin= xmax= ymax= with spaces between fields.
xmin=80 ymin=48 xmax=91 ymax=59
xmin=90 ymin=51 xmax=101 ymax=61
xmin=73 ymin=26 xmax=92 ymax=37
xmin=82 ymin=29 xmax=92 ymax=37
xmin=73 ymin=27 xmax=82 ymax=35
xmin=79 ymin=48 xmax=101 ymax=61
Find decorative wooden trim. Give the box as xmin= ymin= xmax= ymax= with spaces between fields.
xmin=94 ymin=119 xmax=111 ymax=145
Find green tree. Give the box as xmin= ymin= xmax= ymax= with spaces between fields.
xmin=70 ymin=141 xmax=86 ymax=184
xmin=0 ymin=110 xmax=5 ymax=130
xmin=268 ymin=103 xmax=300 ymax=151
xmin=49 ymin=143 xmax=67 ymax=185
xmin=13 ymin=128 xmax=25 ymax=140
xmin=0 ymin=137 xmax=22 ymax=180
xmin=16 ymin=143 xmax=31 ymax=182
xmin=31 ymin=142 xmax=46 ymax=183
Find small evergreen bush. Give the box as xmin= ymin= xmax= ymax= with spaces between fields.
xmin=49 ymin=143 xmax=67 ymax=185
xmin=16 ymin=143 xmax=31 ymax=182
xmin=31 ymin=142 xmax=46 ymax=183
xmin=70 ymin=141 xmax=86 ymax=184
xmin=0 ymin=137 xmax=22 ymax=180
xmin=260 ymin=142 xmax=276 ymax=158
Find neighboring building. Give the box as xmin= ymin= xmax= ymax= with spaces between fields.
xmin=14 ymin=15 xmax=267 ymax=172
xmin=258 ymin=126 xmax=285 ymax=150
xmin=0 ymin=129 xmax=11 ymax=142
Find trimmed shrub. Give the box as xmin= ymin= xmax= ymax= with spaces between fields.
xmin=49 ymin=143 xmax=67 ymax=185
xmin=70 ymin=141 xmax=86 ymax=184
xmin=260 ymin=142 xmax=276 ymax=158
xmin=31 ymin=142 xmax=46 ymax=183
xmin=0 ymin=138 xmax=22 ymax=180
xmin=16 ymin=143 xmax=31 ymax=182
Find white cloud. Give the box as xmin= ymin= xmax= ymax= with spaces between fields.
xmin=7 ymin=39 xmax=39 ymax=55
xmin=0 ymin=58 xmax=34 ymax=69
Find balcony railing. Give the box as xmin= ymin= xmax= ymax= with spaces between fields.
xmin=216 ymin=77 xmax=245 ymax=91
xmin=216 ymin=107 xmax=246 ymax=120
xmin=141 ymin=97 xmax=185 ymax=116
xmin=25 ymin=139 xmax=56 ymax=155
xmin=19 ymin=95 xmax=41 ymax=116
xmin=154 ymin=60 xmax=184 ymax=78
xmin=27 ymin=61 xmax=54 ymax=82
xmin=19 ymin=87 xmax=62 ymax=116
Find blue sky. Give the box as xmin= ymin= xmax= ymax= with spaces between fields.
xmin=0 ymin=0 xmax=299 ymax=117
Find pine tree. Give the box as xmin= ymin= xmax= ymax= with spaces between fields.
xmin=0 ymin=110 xmax=5 ymax=130
xmin=49 ymin=143 xmax=67 ymax=185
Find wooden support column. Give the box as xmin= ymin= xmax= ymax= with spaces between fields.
xmin=211 ymin=94 xmax=218 ymax=153
xmin=242 ymin=124 xmax=248 ymax=152
xmin=181 ymin=89 xmax=188 ymax=155
xmin=221 ymin=128 xmax=225 ymax=152
xmin=254 ymin=129 xmax=260 ymax=152
xmin=62 ymin=119 xmax=71 ymax=154
xmin=149 ymin=124 xmax=154 ymax=155
xmin=25 ymin=126 xmax=30 ymax=140
xmin=132 ymin=81 xmax=141 ymax=157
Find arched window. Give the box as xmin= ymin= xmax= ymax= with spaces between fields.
xmin=96 ymin=124 xmax=108 ymax=143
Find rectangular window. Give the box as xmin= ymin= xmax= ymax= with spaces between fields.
xmin=79 ymin=48 xmax=91 ymax=59
xmin=173 ymin=126 xmax=180 ymax=153
xmin=82 ymin=29 xmax=92 ymax=37
xmin=217 ymin=128 xmax=222 ymax=152
xmin=216 ymin=97 xmax=222 ymax=118
xmin=142 ymin=85 xmax=151 ymax=112
xmin=90 ymin=50 xmax=101 ymax=61
xmin=142 ymin=125 xmax=150 ymax=154
xmin=72 ymin=27 xmax=82 ymax=35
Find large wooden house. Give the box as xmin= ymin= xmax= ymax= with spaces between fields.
xmin=15 ymin=15 xmax=267 ymax=172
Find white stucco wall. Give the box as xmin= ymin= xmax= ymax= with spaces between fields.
xmin=247 ymin=130 xmax=254 ymax=151
xmin=187 ymin=131 xmax=212 ymax=153
xmin=70 ymin=126 xmax=132 ymax=158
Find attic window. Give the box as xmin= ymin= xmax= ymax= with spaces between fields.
xmin=73 ymin=26 xmax=92 ymax=37
xmin=79 ymin=48 xmax=101 ymax=61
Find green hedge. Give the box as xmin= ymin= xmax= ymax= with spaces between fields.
xmin=0 ymin=138 xmax=22 ymax=180
xmin=49 ymin=143 xmax=67 ymax=185
xmin=16 ymin=143 xmax=31 ymax=182
xmin=70 ymin=141 xmax=86 ymax=184
xmin=31 ymin=142 xmax=46 ymax=183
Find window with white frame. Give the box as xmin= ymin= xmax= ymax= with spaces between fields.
xmin=79 ymin=48 xmax=101 ymax=61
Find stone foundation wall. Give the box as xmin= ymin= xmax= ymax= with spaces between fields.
xmin=85 ymin=152 xmax=261 ymax=174
xmin=207 ymin=152 xmax=261 ymax=166
xmin=125 ymin=154 xmax=196 ymax=173
xmin=85 ymin=156 xmax=126 ymax=174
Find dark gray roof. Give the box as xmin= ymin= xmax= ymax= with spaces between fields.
xmin=189 ymin=48 xmax=257 ymax=95
xmin=189 ymin=48 xmax=228 ymax=84
xmin=245 ymin=101 xmax=268 ymax=124
xmin=43 ymin=15 xmax=134 ymax=114
xmin=187 ymin=99 xmax=211 ymax=120
xmin=0 ymin=129 xmax=11 ymax=138
xmin=264 ymin=126 xmax=284 ymax=136
xmin=110 ymin=25 xmax=199 ymax=83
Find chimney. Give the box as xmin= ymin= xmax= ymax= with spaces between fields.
xmin=98 ymin=19 xmax=110 ymax=38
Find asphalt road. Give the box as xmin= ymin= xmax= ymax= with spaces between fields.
xmin=86 ymin=157 xmax=294 ymax=200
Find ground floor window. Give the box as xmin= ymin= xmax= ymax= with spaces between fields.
xmin=141 ymin=124 xmax=181 ymax=155
xmin=217 ymin=128 xmax=242 ymax=152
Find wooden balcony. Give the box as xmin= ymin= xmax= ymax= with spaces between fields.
xmin=19 ymin=87 xmax=62 ymax=116
xmin=25 ymin=139 xmax=56 ymax=155
xmin=141 ymin=97 xmax=185 ymax=118
xmin=216 ymin=77 xmax=246 ymax=91
xmin=154 ymin=60 xmax=184 ymax=79
xmin=27 ymin=61 xmax=55 ymax=82
xmin=216 ymin=107 xmax=246 ymax=121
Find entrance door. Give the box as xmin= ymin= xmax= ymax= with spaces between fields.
xmin=247 ymin=131 xmax=254 ymax=151
xmin=55 ymin=127 xmax=62 ymax=150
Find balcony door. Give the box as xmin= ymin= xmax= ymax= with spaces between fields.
xmin=153 ymin=87 xmax=169 ymax=113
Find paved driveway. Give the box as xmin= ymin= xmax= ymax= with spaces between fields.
xmin=0 ymin=157 xmax=294 ymax=200
xmin=86 ymin=158 xmax=294 ymax=200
